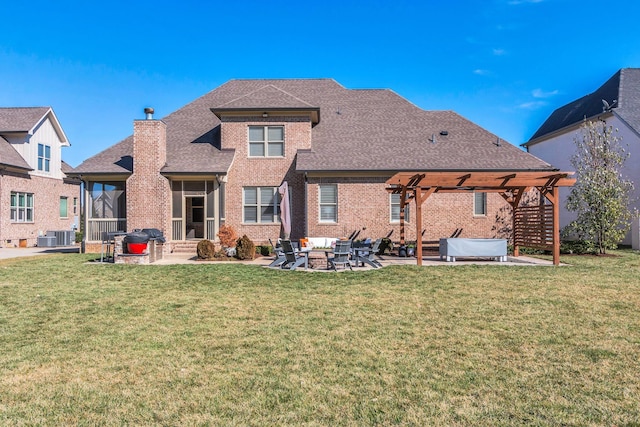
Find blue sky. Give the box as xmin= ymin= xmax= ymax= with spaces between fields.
xmin=2 ymin=0 xmax=640 ymax=167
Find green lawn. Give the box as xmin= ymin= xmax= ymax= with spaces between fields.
xmin=1 ymin=251 xmax=639 ymax=426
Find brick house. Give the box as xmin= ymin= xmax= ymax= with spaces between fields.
xmin=0 ymin=107 xmax=80 ymax=247
xmin=71 ymin=79 xmax=559 ymax=253
xmin=524 ymin=68 xmax=640 ymax=246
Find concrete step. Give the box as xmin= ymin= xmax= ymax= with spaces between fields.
xmin=171 ymin=241 xmax=200 ymax=254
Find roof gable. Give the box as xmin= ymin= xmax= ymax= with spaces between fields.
xmin=0 ymin=107 xmax=69 ymax=145
xmin=215 ymin=84 xmax=317 ymax=109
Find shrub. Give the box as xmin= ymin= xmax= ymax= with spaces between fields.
xmin=217 ymin=224 xmax=237 ymax=248
xmin=196 ymin=239 xmax=216 ymax=260
xmin=75 ymin=232 xmax=83 ymax=243
xmin=256 ymin=245 xmax=271 ymax=256
xmin=235 ymin=235 xmax=255 ymax=260
xmin=561 ymin=239 xmax=597 ymax=255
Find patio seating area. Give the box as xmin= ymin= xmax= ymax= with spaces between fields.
xmin=193 ymin=237 xmax=558 ymax=271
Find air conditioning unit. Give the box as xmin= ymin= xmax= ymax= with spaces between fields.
xmin=37 ymin=236 xmax=57 ymax=247
xmin=46 ymin=230 xmax=75 ymax=246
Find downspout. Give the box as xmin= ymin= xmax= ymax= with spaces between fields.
xmin=304 ymin=172 xmax=308 ymax=238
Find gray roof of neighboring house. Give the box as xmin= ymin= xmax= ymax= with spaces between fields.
xmin=0 ymin=135 xmax=32 ymax=170
xmin=73 ymin=79 xmax=555 ymax=175
xmin=527 ymin=68 xmax=640 ymax=144
xmin=0 ymin=107 xmax=51 ymax=133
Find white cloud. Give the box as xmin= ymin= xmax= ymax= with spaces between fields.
xmin=473 ymin=69 xmax=491 ymax=76
xmin=518 ymin=100 xmax=547 ymax=110
xmin=532 ymin=88 xmax=559 ymax=98
xmin=493 ymin=48 xmax=507 ymax=56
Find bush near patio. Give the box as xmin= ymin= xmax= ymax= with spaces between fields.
xmin=0 ymin=250 xmax=639 ymax=425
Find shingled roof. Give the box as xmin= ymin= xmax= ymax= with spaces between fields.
xmin=526 ymin=68 xmax=640 ymax=144
xmin=0 ymin=135 xmax=32 ymax=171
xmin=0 ymin=107 xmax=56 ymax=171
xmin=73 ymin=79 xmax=555 ymax=175
xmin=0 ymin=107 xmax=51 ymax=133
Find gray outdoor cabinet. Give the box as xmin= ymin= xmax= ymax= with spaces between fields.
xmin=439 ymin=238 xmax=508 ymax=262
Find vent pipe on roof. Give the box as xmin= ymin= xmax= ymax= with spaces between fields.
xmin=144 ymin=107 xmax=154 ymax=120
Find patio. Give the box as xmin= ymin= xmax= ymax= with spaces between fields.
xmin=153 ymin=251 xmax=561 ymax=268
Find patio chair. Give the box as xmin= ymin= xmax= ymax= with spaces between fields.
xmin=355 ymin=238 xmax=383 ymax=268
xmin=268 ymin=238 xmax=286 ymax=268
xmin=280 ymin=239 xmax=308 ymax=271
xmin=327 ymin=240 xmax=353 ymax=271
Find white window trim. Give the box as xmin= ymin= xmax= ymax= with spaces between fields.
xmin=37 ymin=143 xmax=51 ymax=172
xmin=473 ymin=192 xmax=487 ymax=217
xmin=248 ymin=125 xmax=285 ymax=158
xmin=390 ymin=193 xmax=411 ymax=223
xmin=319 ymin=184 xmax=338 ymax=223
xmin=242 ymin=186 xmax=280 ymax=224
xmin=10 ymin=192 xmax=34 ymax=223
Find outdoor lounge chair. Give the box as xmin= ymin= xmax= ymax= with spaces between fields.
xmin=280 ymin=239 xmax=308 ymax=271
xmin=355 ymin=238 xmax=383 ymax=268
xmin=327 ymin=240 xmax=353 ymax=271
xmin=268 ymin=238 xmax=286 ymax=268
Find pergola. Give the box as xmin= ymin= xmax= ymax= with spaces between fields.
xmin=385 ymin=171 xmax=576 ymax=266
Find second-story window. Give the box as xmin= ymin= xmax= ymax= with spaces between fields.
xmin=38 ymin=143 xmax=51 ymax=172
xmin=248 ymin=126 xmax=284 ymax=157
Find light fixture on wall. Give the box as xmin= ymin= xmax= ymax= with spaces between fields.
xmin=262 ymin=112 xmax=269 ymax=118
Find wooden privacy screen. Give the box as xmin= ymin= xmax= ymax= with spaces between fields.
xmin=514 ymin=205 xmax=554 ymax=250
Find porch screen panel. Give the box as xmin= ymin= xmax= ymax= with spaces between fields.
xmin=183 ymin=181 xmax=205 ymax=195
xmin=172 ymin=181 xmax=182 ymax=218
xmin=206 ymin=181 xmax=215 ymax=218
xmin=89 ymin=182 xmax=126 ymax=219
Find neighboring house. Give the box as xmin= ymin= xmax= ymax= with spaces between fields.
xmin=524 ymin=68 xmax=640 ymax=245
xmin=0 ymin=107 xmax=81 ymax=247
xmin=71 ymin=79 xmax=559 ymax=253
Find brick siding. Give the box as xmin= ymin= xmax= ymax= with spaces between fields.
xmin=0 ymin=171 xmax=80 ymax=246
xmin=220 ymin=116 xmax=311 ymax=244
xmin=306 ymin=176 xmax=513 ymax=245
xmin=126 ymin=119 xmax=172 ymax=238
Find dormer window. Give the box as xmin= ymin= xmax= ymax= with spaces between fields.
xmin=38 ymin=143 xmax=51 ymax=172
xmin=248 ymin=126 xmax=284 ymax=157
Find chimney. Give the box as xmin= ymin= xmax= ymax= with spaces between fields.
xmin=126 ymin=108 xmax=170 ymax=234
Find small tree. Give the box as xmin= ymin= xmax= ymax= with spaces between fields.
xmin=565 ymin=120 xmax=633 ymax=254
xmin=217 ymin=224 xmax=237 ymax=248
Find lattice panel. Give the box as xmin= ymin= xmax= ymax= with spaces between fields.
xmin=514 ymin=205 xmax=554 ymax=249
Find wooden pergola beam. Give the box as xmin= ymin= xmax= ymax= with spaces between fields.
xmin=389 ymin=171 xmax=576 ymax=189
